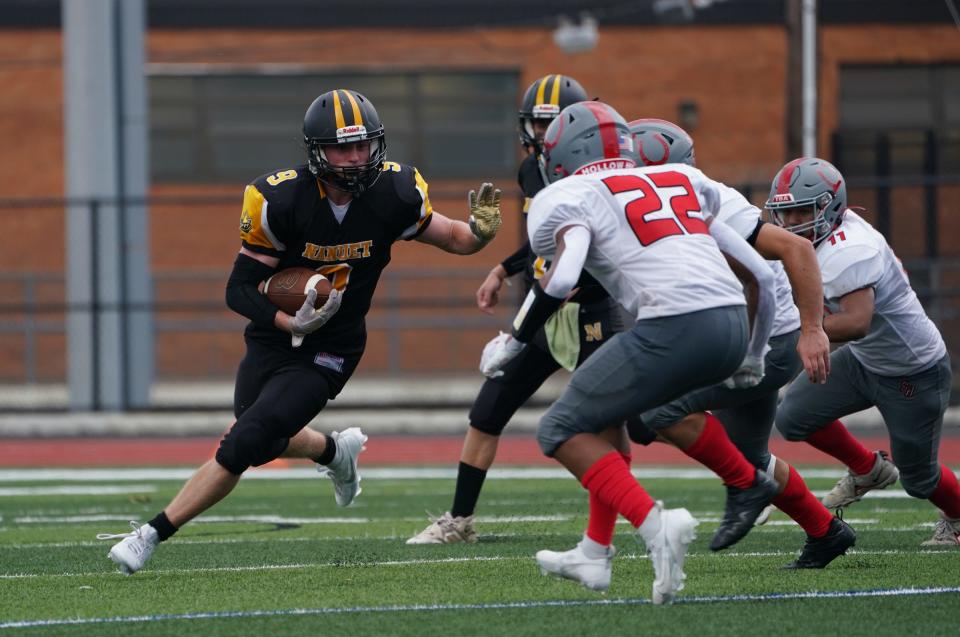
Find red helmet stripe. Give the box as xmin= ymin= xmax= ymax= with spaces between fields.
xmin=776 ymin=158 xmax=806 ymax=195
xmin=582 ymin=101 xmax=620 ymax=159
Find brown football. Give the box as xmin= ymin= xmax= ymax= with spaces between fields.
xmin=261 ymin=267 xmax=331 ymax=315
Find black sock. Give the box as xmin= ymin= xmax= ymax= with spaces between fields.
xmin=312 ymin=434 xmax=337 ymax=466
xmin=148 ymin=511 xmax=178 ymax=542
xmin=451 ymin=462 xmax=487 ymax=518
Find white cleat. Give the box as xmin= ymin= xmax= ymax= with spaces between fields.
xmin=535 ymin=542 xmax=615 ymax=592
xmin=317 ymin=427 xmax=368 ymax=507
xmin=921 ymin=513 xmax=960 ymax=547
xmin=97 ymin=521 xmax=159 ymax=575
xmin=822 ymin=450 xmax=899 ymax=509
xmin=640 ymin=504 xmax=698 ymax=605
xmin=406 ymin=512 xmax=477 ymax=545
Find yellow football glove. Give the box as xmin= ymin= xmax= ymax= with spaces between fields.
xmin=468 ymin=182 xmax=502 ymax=244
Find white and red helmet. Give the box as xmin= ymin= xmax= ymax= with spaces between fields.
xmin=765 ymin=157 xmax=848 ymax=245
xmin=540 ymin=101 xmax=639 ymax=184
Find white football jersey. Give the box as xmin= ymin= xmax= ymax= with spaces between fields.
xmin=818 ymin=210 xmax=946 ymax=375
xmin=714 ymin=182 xmax=801 ymax=337
xmin=527 ymin=164 xmax=746 ymax=321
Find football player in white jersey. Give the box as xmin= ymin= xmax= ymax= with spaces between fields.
xmin=535 ymin=121 xmax=853 ymax=592
xmin=769 ymin=157 xmax=960 ymax=547
xmin=481 ymin=101 xmax=778 ymax=603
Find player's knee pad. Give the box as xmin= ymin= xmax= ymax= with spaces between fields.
xmin=626 ymin=416 xmax=658 ymax=446
xmin=899 ymin=466 xmax=939 ymax=499
xmin=468 ymin=378 xmax=528 ymax=437
xmin=773 ymin=413 xmax=808 ymax=442
xmin=215 ymin=420 xmax=287 ymax=475
xmin=469 ymin=419 xmax=506 ymax=437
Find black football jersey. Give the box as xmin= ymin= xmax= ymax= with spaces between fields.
xmin=516 ymin=154 xmax=609 ymax=305
xmin=238 ymin=161 xmax=432 ymax=353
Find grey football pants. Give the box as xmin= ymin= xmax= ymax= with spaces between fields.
xmin=776 ymin=347 xmax=951 ymax=498
xmin=537 ymin=305 xmax=748 ymax=456
xmin=642 ymin=330 xmax=802 ymax=470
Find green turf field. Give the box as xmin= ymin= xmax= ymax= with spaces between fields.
xmin=0 ymin=467 xmax=957 ymax=636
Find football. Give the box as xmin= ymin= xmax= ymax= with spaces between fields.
xmin=261 ymin=267 xmax=331 ymax=315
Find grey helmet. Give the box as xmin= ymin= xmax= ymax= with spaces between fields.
xmin=765 ymin=157 xmax=847 ymax=245
xmin=628 ymin=118 xmax=696 ymax=167
xmin=541 ymin=101 xmax=639 ymax=184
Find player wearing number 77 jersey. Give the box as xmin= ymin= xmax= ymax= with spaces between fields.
xmin=770 ymin=157 xmax=960 ymax=547
xmin=480 ymin=100 xmax=777 ymax=604
xmin=97 ymin=89 xmax=504 ymax=575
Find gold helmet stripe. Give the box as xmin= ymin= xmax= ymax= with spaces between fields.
xmin=549 ymin=74 xmax=562 ymax=105
xmin=333 ymin=90 xmax=346 ymax=129
xmin=534 ymin=75 xmax=553 ymax=106
xmin=342 ymin=90 xmax=363 ymax=126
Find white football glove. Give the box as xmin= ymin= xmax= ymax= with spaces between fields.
xmin=479 ymin=331 xmax=524 ymax=378
xmin=723 ymin=354 xmax=765 ymax=389
xmin=468 ymin=182 xmax=502 ymax=244
xmin=290 ymin=288 xmax=342 ymax=348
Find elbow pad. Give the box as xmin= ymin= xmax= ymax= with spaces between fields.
xmin=225 ymin=253 xmax=280 ymax=327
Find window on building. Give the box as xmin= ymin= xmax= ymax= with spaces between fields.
xmin=150 ymin=70 xmax=519 ymax=183
xmin=834 ymin=64 xmax=960 ymax=176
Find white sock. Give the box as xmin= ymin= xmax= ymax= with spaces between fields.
xmin=636 ymin=503 xmax=662 ymax=544
xmin=579 ymin=533 xmax=610 ymax=559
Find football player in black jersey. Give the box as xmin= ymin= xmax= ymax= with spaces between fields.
xmin=99 ymin=89 xmax=503 ymax=575
xmin=407 ymin=74 xmax=632 ymax=545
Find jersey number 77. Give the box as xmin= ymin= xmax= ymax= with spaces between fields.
xmin=601 ymin=171 xmax=708 ymax=246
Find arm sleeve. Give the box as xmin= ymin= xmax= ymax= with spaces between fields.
xmin=225 ymin=252 xmax=281 ymax=327
xmin=710 ymin=218 xmax=775 ymax=361
xmin=541 ymin=225 xmax=590 ymax=298
xmin=500 ymin=241 xmax=532 ymax=276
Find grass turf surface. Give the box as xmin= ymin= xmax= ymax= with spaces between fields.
xmin=0 ymin=468 xmax=957 ymax=635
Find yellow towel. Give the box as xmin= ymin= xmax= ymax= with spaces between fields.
xmin=545 ymin=302 xmax=581 ymax=371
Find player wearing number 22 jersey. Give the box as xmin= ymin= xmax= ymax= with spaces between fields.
xmin=481 ymin=101 xmax=776 ymax=604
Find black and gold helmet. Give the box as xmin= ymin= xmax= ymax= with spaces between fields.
xmin=518 ymin=74 xmax=588 ymax=153
xmin=303 ymin=89 xmax=387 ymax=195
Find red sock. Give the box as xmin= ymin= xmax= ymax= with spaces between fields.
xmin=772 ymin=464 xmax=834 ymax=538
xmin=683 ymin=413 xmax=756 ymax=489
xmin=581 ymin=451 xmax=654 ymax=528
xmin=585 ymin=452 xmax=631 ymax=545
xmin=806 ymin=420 xmax=876 ymax=475
xmin=929 ymin=465 xmax=960 ymax=519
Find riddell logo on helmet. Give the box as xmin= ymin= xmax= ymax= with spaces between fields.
xmin=573 ymin=159 xmax=636 ymax=175
xmin=533 ymin=104 xmax=560 ymax=117
xmin=771 ymin=194 xmax=795 ymax=203
xmin=336 ymin=125 xmax=367 ymax=140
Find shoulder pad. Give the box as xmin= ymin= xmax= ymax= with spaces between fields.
xmin=819 ymin=234 xmax=884 ymax=300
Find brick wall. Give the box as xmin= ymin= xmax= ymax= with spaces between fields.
xmin=1 ymin=23 xmax=959 ymax=379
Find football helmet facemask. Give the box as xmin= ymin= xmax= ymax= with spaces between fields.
xmin=540 ymin=101 xmax=639 ymax=184
xmin=765 ymin=157 xmax=847 ymax=246
xmin=303 ymin=89 xmax=387 ymax=195
xmin=629 ymin=118 xmax=696 ymax=167
xmin=518 ymin=75 xmax=588 ymax=154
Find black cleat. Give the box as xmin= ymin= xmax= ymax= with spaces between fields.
xmin=784 ymin=517 xmax=856 ymax=569
xmin=710 ymin=469 xmax=780 ymax=551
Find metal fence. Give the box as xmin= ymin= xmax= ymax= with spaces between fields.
xmin=1 ymin=172 xmax=959 ymax=407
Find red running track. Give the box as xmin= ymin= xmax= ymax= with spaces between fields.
xmin=1 ymin=435 xmax=959 ymax=467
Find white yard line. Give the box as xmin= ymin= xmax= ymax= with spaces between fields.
xmin=1 ymin=548 xmax=953 ymax=580
xmin=2 ymin=586 xmax=959 ymax=629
